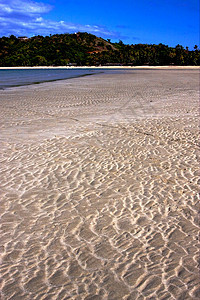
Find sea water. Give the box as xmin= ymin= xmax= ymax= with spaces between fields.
xmin=0 ymin=68 xmax=108 ymax=90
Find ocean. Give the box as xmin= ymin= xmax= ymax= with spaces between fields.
xmin=0 ymin=68 xmax=119 ymax=90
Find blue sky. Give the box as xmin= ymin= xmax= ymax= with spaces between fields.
xmin=0 ymin=0 xmax=199 ymax=48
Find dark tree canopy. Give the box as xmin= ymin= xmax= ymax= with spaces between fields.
xmin=0 ymin=32 xmax=199 ymax=66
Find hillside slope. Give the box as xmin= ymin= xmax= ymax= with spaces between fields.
xmin=0 ymin=32 xmax=199 ymax=66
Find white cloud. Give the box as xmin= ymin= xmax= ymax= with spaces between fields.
xmin=0 ymin=5 xmax=13 ymax=13
xmin=0 ymin=0 xmax=120 ymax=38
xmin=36 ymin=17 xmax=43 ymax=22
xmin=0 ymin=0 xmax=52 ymax=16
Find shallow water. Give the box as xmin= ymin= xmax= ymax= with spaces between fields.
xmin=0 ymin=68 xmax=118 ymax=89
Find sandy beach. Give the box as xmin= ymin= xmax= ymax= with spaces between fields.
xmin=0 ymin=69 xmax=199 ymax=299
xmin=0 ymin=66 xmax=200 ymax=70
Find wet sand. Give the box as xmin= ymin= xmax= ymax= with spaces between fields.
xmin=0 ymin=69 xmax=199 ymax=299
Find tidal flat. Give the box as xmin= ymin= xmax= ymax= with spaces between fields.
xmin=0 ymin=69 xmax=199 ymax=299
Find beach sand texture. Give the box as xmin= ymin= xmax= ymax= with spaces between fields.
xmin=0 ymin=70 xmax=199 ymax=299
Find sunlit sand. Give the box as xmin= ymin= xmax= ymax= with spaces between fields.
xmin=0 ymin=69 xmax=199 ymax=299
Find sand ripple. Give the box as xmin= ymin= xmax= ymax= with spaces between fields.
xmin=0 ymin=70 xmax=199 ymax=299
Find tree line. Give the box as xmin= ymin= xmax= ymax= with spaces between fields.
xmin=0 ymin=32 xmax=199 ymax=66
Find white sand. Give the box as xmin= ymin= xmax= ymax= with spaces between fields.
xmin=0 ymin=65 xmax=200 ymax=69
xmin=0 ymin=69 xmax=199 ymax=299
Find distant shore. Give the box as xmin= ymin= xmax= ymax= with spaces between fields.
xmin=0 ymin=65 xmax=200 ymax=70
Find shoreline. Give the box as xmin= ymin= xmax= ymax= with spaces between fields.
xmin=0 ymin=72 xmax=98 ymax=90
xmin=0 ymin=65 xmax=200 ymax=70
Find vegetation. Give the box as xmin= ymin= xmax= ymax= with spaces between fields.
xmin=0 ymin=32 xmax=199 ymax=66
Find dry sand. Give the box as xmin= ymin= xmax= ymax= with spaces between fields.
xmin=0 ymin=69 xmax=199 ymax=299
xmin=0 ymin=66 xmax=200 ymax=69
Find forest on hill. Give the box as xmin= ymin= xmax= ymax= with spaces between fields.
xmin=0 ymin=32 xmax=199 ymax=67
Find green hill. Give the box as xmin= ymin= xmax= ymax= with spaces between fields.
xmin=0 ymin=32 xmax=199 ymax=66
